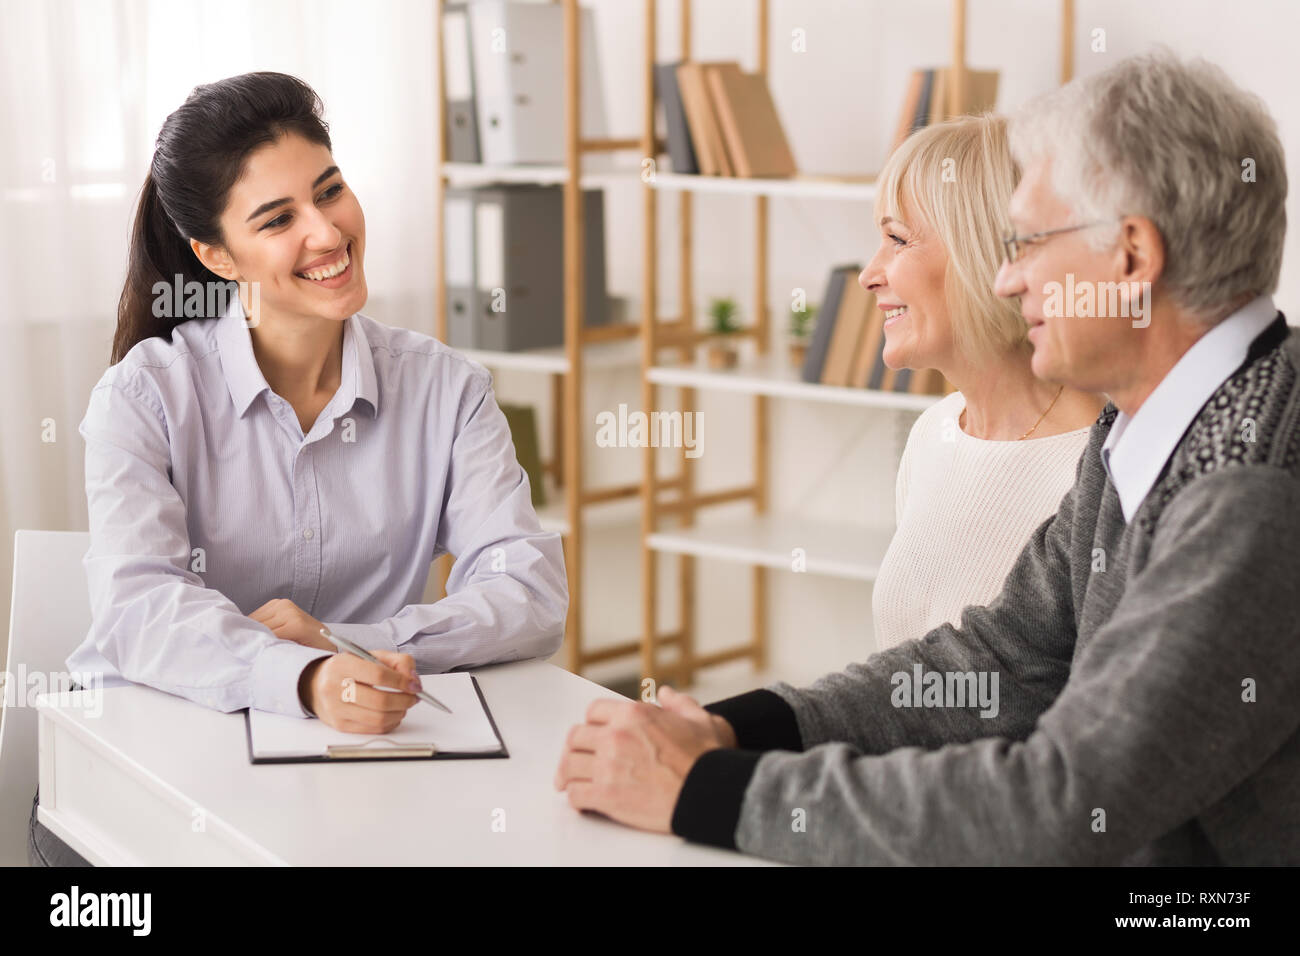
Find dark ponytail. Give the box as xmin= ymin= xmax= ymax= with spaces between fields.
xmin=114 ymin=72 xmax=332 ymax=365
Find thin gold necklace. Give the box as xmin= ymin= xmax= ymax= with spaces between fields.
xmin=1018 ymin=385 xmax=1065 ymax=441
xmin=960 ymin=385 xmax=1066 ymax=440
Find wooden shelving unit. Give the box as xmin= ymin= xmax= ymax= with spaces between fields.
xmin=638 ymin=0 xmax=1077 ymax=688
xmin=428 ymin=0 xmax=1076 ymax=686
xmin=432 ymin=0 xmax=651 ymax=677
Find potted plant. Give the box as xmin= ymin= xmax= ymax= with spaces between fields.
xmin=706 ymin=297 xmax=741 ymax=369
xmin=788 ymin=303 xmax=818 ymax=367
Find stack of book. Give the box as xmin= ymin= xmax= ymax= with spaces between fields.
xmin=800 ymin=264 xmax=949 ymax=396
xmin=656 ymin=61 xmax=797 ymax=177
xmin=891 ymin=67 xmax=1000 ymax=153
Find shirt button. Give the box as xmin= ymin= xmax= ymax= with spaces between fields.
xmin=303 ymin=529 xmax=314 ymax=540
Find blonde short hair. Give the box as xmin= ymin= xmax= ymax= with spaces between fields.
xmin=876 ymin=113 xmax=1024 ymax=361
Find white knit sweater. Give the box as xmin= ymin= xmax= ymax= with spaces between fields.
xmin=871 ymin=391 xmax=1092 ymax=651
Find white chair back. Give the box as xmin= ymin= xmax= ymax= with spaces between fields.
xmin=0 ymin=530 xmax=93 ymax=865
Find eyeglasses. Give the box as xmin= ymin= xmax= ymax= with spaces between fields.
xmin=1002 ymin=220 xmax=1116 ymax=264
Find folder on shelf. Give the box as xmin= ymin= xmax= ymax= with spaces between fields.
xmin=675 ymin=61 xmax=736 ymax=176
xmin=445 ymin=185 xmax=609 ymax=351
xmin=800 ymin=264 xmax=858 ymax=383
xmin=705 ymin=64 xmax=797 ymax=178
xmin=656 ymin=61 xmax=699 ymax=175
xmin=821 ymin=274 xmax=874 ymax=387
xmin=468 ymin=0 xmax=608 ymax=166
xmin=442 ymin=3 xmax=481 ymax=163
xmin=245 ymin=673 xmax=507 ymax=764
xmin=445 ymin=186 xmax=478 ymax=348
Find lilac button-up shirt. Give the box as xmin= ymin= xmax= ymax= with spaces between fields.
xmin=66 ymin=299 xmax=567 ymax=717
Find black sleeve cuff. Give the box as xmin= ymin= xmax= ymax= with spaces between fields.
xmin=704 ymin=689 xmax=803 ymax=752
xmin=670 ymin=747 xmax=765 ymax=850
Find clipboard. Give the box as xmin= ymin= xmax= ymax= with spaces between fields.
xmin=244 ymin=673 xmax=509 ymax=764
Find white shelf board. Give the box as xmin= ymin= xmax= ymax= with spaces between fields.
xmin=651 ymin=171 xmax=877 ymax=202
xmin=647 ymin=353 xmax=942 ymax=411
xmin=442 ymin=162 xmax=637 ymax=190
xmin=647 ymin=514 xmax=895 ymax=582
xmin=457 ymin=337 xmax=642 ymax=375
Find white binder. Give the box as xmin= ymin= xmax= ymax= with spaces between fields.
xmin=468 ymin=0 xmax=608 ymax=165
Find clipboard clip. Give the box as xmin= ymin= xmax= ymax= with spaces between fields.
xmin=326 ymin=737 xmax=437 ymax=759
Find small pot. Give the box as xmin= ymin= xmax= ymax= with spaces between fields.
xmin=707 ymin=340 xmax=739 ymax=370
xmin=788 ymin=339 xmax=809 ymax=368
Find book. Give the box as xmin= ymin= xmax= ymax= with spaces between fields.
xmin=676 ymin=62 xmax=736 ymax=175
xmin=821 ymin=274 xmax=873 ymax=386
xmin=800 ymin=264 xmax=859 ymax=383
xmin=891 ymin=71 xmax=924 ymax=155
xmin=910 ymin=70 xmax=934 ymax=143
xmin=501 ymin=403 xmax=546 ymax=509
xmin=891 ymin=68 xmax=1000 ymax=154
xmin=705 ymin=64 xmax=797 ymax=178
xmin=867 ymin=325 xmax=890 ymax=391
xmin=848 ymin=299 xmax=884 ymax=388
xmin=655 ymin=62 xmax=699 ymax=174
xmin=928 ymin=67 xmax=948 ymax=126
xmin=930 ymin=67 xmax=1000 ymax=125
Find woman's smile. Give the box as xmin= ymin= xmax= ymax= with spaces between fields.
xmin=882 ymin=304 xmax=909 ymax=328
xmin=295 ymin=240 xmax=355 ymax=288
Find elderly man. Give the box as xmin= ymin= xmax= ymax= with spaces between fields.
xmin=554 ymin=50 xmax=1299 ymax=865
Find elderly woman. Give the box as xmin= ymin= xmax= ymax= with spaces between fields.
xmin=865 ymin=113 xmax=1106 ymax=649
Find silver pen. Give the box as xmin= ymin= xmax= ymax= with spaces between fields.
xmin=319 ymin=627 xmax=453 ymax=714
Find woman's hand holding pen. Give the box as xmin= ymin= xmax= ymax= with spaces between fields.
xmin=298 ymin=650 xmax=422 ymax=734
xmin=251 ymin=598 xmax=333 ymax=650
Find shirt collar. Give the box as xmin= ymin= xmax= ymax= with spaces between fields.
xmin=1100 ymin=294 xmax=1280 ymax=522
xmin=215 ymin=298 xmax=379 ymax=419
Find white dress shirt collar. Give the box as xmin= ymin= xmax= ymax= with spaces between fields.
xmin=1101 ymin=294 xmax=1280 ymax=523
xmin=215 ymin=297 xmax=380 ymax=419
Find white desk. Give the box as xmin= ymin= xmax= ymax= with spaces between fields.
xmin=35 ymin=659 xmax=775 ymax=866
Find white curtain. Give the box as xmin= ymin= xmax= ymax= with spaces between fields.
xmin=0 ymin=0 xmax=439 ymax=661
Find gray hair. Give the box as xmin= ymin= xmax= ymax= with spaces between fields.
xmin=1008 ymin=49 xmax=1286 ymax=321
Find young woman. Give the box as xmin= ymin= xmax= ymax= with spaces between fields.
xmin=864 ymin=114 xmax=1107 ymax=649
xmin=66 ymin=74 xmax=568 ymax=723
xmin=32 ymin=71 xmax=569 ymax=865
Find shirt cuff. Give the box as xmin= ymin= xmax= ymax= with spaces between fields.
xmin=670 ymin=748 xmax=765 ymax=850
xmin=704 ymin=689 xmax=803 ymax=751
xmin=322 ymin=620 xmax=401 ymax=654
xmin=250 ymin=641 xmax=333 ymax=718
